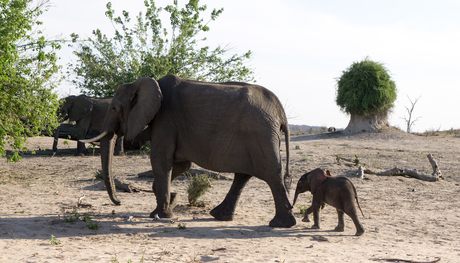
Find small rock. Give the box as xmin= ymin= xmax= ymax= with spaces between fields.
xmin=295 ymin=145 xmax=300 ymax=150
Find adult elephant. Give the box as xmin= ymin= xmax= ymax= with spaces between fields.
xmin=55 ymin=95 xmax=123 ymax=156
xmin=82 ymin=75 xmax=296 ymax=227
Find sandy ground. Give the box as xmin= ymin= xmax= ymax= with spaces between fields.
xmin=1 ymin=130 xmax=459 ymax=263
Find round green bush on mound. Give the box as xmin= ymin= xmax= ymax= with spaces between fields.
xmin=336 ymin=57 xmax=397 ymax=116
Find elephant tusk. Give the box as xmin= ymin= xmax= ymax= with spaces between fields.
xmin=92 ymin=142 xmax=100 ymax=146
xmin=80 ymin=131 xmax=108 ymax=143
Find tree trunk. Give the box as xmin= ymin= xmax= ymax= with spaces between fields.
xmin=52 ymin=127 xmax=59 ymax=153
xmin=344 ymin=111 xmax=390 ymax=133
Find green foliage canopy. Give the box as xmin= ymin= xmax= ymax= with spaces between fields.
xmin=336 ymin=58 xmax=397 ymax=116
xmin=68 ymin=0 xmax=255 ymax=97
xmin=0 ymin=0 xmax=61 ymax=162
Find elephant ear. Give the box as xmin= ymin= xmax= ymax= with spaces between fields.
xmin=308 ymin=168 xmax=328 ymax=194
xmin=126 ymin=78 xmax=163 ymax=141
xmin=69 ymin=96 xmax=92 ymax=122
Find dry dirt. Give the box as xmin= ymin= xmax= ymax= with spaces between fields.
xmin=1 ymin=130 xmax=459 ymax=263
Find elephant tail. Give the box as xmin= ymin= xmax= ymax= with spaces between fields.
xmin=281 ymin=123 xmax=292 ymax=193
xmin=352 ymin=182 xmax=365 ymax=218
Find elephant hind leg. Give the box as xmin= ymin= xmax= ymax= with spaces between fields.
xmin=334 ymin=209 xmax=345 ymax=232
xmin=348 ymin=212 xmax=365 ymax=236
xmin=267 ymin=178 xmax=296 ymax=228
xmin=343 ymin=206 xmax=365 ymax=236
xmin=210 ymin=173 xmax=252 ymax=221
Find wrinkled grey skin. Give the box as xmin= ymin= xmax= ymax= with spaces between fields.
xmin=56 ymin=95 xmax=123 ymax=156
xmin=90 ymin=75 xmax=295 ymax=227
xmin=292 ymin=168 xmax=365 ymax=236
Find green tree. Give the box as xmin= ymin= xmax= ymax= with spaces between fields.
xmin=336 ymin=57 xmax=397 ymax=133
xmin=0 ymin=0 xmax=61 ymax=162
xmin=68 ymin=0 xmax=254 ymax=97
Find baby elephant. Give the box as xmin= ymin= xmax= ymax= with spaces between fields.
xmin=292 ymin=168 xmax=365 ymax=236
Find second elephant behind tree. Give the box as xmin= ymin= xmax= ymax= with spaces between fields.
xmin=54 ymin=95 xmax=124 ymax=156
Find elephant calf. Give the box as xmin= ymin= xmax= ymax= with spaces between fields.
xmin=292 ymin=168 xmax=365 ymax=236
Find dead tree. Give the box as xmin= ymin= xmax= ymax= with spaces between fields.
xmin=403 ymin=95 xmax=421 ymax=133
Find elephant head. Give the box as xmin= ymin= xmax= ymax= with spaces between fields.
xmin=81 ymin=78 xmax=162 ymax=205
xmin=58 ymin=95 xmax=93 ymax=123
xmin=292 ymin=168 xmax=329 ymax=207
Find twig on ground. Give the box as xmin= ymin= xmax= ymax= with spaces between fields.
xmin=373 ymin=257 xmax=440 ymax=263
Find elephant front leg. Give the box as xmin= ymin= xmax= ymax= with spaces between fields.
xmin=151 ymin=161 xmax=191 ymax=211
xmin=75 ymin=126 xmax=90 ymax=156
xmin=302 ymin=203 xmax=325 ymax=222
xmin=113 ymin=136 xmax=124 ymax=156
xmin=210 ymin=173 xmax=251 ymax=221
xmin=150 ymin=161 xmax=190 ymax=219
xmin=149 ymin=158 xmax=174 ymax=218
xmin=302 ymin=211 xmax=311 ymax=222
xmin=76 ymin=141 xmax=88 ymax=156
xmin=150 ymin=173 xmax=174 ymax=218
xmin=307 ymin=202 xmax=322 ymax=229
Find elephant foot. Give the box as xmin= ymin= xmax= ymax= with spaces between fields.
xmin=311 ymin=224 xmax=320 ymax=229
xmin=150 ymin=207 xmax=175 ymax=219
xmin=210 ymin=203 xmax=235 ymax=221
xmin=269 ymin=214 xmax=296 ymax=228
xmin=302 ymin=216 xmax=311 ymax=222
xmin=355 ymin=228 xmax=365 ymax=236
xmin=149 ymin=193 xmax=178 ymax=219
xmin=334 ymin=225 xmax=345 ymax=232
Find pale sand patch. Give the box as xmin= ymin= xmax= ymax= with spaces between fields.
xmin=1 ymin=132 xmax=459 ymax=262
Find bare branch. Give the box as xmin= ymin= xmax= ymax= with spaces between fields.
xmin=402 ymin=95 xmax=422 ymax=133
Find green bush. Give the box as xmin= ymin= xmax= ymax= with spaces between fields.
xmin=187 ymin=174 xmax=212 ymax=206
xmin=336 ymin=57 xmax=397 ymax=116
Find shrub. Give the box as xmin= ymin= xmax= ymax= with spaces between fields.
xmin=187 ymin=174 xmax=212 ymax=206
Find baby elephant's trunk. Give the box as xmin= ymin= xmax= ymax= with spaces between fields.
xmin=291 ymin=188 xmax=301 ymax=209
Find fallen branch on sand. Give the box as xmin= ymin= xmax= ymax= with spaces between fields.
xmin=359 ymin=154 xmax=441 ymax=181
xmin=373 ymin=257 xmax=440 ymax=263
xmin=338 ymin=154 xmax=442 ymax=181
xmin=95 ymin=170 xmax=153 ymax=193
xmin=114 ymin=178 xmax=153 ymax=193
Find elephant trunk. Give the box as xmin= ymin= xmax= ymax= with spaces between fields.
xmin=291 ymin=187 xmax=301 ymax=208
xmin=100 ymin=132 xmax=121 ymax=205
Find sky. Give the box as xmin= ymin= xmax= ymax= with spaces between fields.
xmin=40 ymin=0 xmax=460 ymax=132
